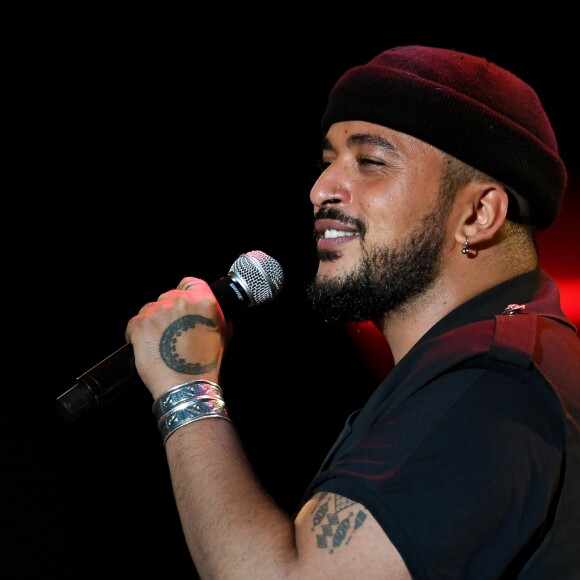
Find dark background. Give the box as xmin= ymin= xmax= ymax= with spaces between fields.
xmin=5 ymin=18 xmax=579 ymax=578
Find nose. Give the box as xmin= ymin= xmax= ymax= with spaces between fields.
xmin=309 ymin=165 xmax=351 ymax=209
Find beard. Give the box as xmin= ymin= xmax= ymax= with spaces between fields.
xmin=306 ymin=199 xmax=449 ymax=323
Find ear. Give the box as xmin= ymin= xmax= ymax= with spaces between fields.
xmin=453 ymin=182 xmax=509 ymax=248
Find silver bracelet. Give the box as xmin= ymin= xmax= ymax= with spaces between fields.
xmin=152 ymin=380 xmax=223 ymax=420
xmin=159 ymin=397 xmax=230 ymax=445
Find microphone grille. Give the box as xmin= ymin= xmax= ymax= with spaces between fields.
xmin=230 ymin=250 xmax=284 ymax=306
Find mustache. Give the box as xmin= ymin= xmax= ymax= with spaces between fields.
xmin=313 ymin=207 xmax=366 ymax=234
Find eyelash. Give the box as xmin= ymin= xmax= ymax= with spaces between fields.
xmin=316 ymin=156 xmax=384 ymax=172
xmin=316 ymin=159 xmax=330 ymax=172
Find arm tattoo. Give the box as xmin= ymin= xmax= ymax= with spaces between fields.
xmin=310 ymin=492 xmax=368 ymax=553
xmin=159 ymin=314 xmax=219 ymax=374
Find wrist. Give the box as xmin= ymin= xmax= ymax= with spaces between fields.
xmin=152 ymin=379 xmax=230 ymax=445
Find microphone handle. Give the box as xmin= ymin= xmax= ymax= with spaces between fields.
xmin=56 ymin=343 xmax=140 ymax=421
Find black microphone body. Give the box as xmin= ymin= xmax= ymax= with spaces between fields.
xmin=56 ymin=251 xmax=283 ymax=421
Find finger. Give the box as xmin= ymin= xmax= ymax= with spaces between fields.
xmin=177 ymin=277 xmax=201 ymax=292
xmin=138 ymin=301 xmax=157 ymax=314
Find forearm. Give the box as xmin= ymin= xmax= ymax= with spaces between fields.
xmin=164 ymin=417 xmax=298 ymax=579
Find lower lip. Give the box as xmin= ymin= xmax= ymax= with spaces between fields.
xmin=317 ymin=235 xmax=357 ymax=251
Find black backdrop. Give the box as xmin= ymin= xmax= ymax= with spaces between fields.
xmin=5 ymin=20 xmax=579 ymax=578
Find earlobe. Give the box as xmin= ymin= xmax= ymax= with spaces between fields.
xmin=460 ymin=237 xmax=478 ymax=259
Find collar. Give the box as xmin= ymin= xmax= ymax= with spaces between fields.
xmin=421 ymin=269 xmax=575 ymax=345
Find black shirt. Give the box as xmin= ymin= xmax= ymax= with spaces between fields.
xmin=302 ymin=270 xmax=580 ymax=579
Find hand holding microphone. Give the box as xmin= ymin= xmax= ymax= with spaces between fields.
xmin=56 ymin=251 xmax=284 ymax=421
xmin=127 ymin=275 xmax=227 ymax=403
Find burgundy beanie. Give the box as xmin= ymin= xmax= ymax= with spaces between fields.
xmin=321 ymin=45 xmax=567 ymax=230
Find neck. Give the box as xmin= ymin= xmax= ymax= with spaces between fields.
xmin=377 ymin=248 xmax=537 ymax=364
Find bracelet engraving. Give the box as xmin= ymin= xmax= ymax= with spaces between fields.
xmin=152 ymin=380 xmax=223 ymax=418
xmin=159 ymin=397 xmax=230 ymax=445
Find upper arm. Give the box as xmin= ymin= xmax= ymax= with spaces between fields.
xmin=293 ymin=492 xmax=411 ymax=579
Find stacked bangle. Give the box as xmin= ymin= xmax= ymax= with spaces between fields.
xmin=152 ymin=380 xmax=230 ymax=445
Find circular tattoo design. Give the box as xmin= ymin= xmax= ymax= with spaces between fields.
xmin=159 ymin=314 xmax=219 ymax=374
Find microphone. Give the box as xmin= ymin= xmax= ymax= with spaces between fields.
xmin=56 ymin=250 xmax=284 ymax=422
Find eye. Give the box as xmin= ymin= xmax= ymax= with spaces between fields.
xmin=357 ymin=156 xmax=385 ymax=167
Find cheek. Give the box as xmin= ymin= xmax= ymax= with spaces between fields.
xmin=364 ymin=207 xmax=406 ymax=247
xmin=361 ymin=189 xmax=417 ymax=243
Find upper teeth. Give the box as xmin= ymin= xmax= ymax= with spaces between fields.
xmin=323 ymin=229 xmax=358 ymax=239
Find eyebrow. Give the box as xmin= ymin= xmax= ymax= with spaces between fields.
xmin=322 ymin=133 xmax=400 ymax=155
